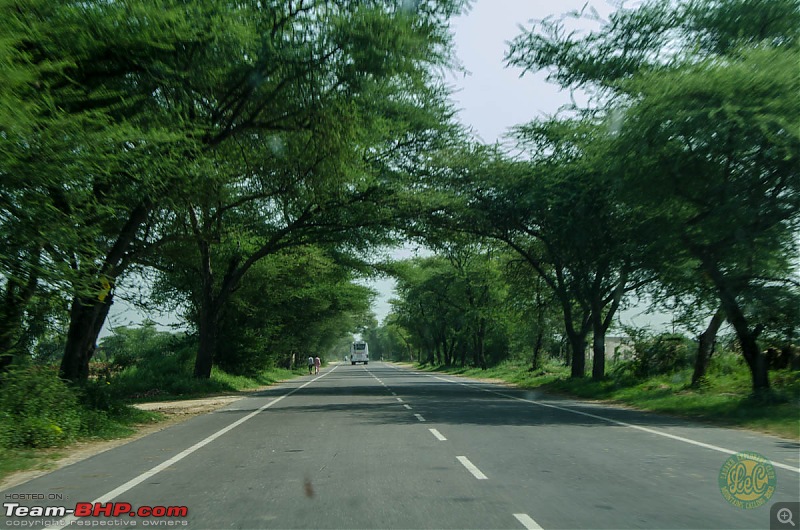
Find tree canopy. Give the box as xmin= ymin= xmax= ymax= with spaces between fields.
xmin=2 ymin=0 xmax=797 ymax=398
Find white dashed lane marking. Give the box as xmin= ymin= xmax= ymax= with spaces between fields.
xmin=514 ymin=513 xmax=543 ymax=529
xmin=429 ymin=376 xmax=800 ymax=474
xmin=429 ymin=428 xmax=447 ymax=441
xmin=457 ymin=456 xmax=487 ymax=479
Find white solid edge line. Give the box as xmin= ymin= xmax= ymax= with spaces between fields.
xmin=457 ymin=456 xmax=488 ymax=480
xmin=430 ymin=375 xmax=800 ymax=474
xmin=414 ymin=414 xmax=426 ymax=422
xmin=429 ymin=428 xmax=447 ymax=441
xmin=514 ymin=513 xmax=543 ymax=530
xmin=45 ymin=365 xmax=340 ymax=529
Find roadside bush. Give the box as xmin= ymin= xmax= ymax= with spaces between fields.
xmin=628 ymin=333 xmax=696 ymax=377
xmin=110 ymin=335 xmax=198 ymax=397
xmin=706 ymin=350 xmax=745 ymax=376
xmin=99 ymin=326 xmax=235 ymax=398
xmin=109 ymin=333 xmax=271 ymax=397
xmin=78 ymin=378 xmax=123 ymax=414
xmin=0 ymin=367 xmax=82 ymax=448
xmin=215 ymin=327 xmax=274 ymax=377
xmin=98 ymin=322 xmax=177 ymax=371
xmin=607 ymin=359 xmax=639 ymax=387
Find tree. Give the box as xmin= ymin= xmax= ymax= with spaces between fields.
xmin=1 ymin=1 xmax=205 ymax=380
xmin=501 ymin=256 xmax=563 ymax=371
xmin=363 ymin=323 xmax=408 ymax=362
xmin=208 ymin=246 xmax=373 ymax=375
xmin=437 ymin=123 xmax=654 ymax=379
xmin=0 ymin=4 xmax=52 ymax=340
xmin=390 ymin=257 xmax=461 ymax=365
xmin=617 ymin=43 xmax=800 ymax=393
xmin=505 ymin=0 xmax=800 ymax=391
xmin=129 ymin=1 xmax=468 ymax=378
xmin=388 ymin=245 xmax=508 ymax=368
xmin=2 ymin=0 xmax=466 ymax=380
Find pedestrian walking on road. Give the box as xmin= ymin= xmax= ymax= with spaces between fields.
xmin=314 ymin=356 xmax=321 ymax=374
xmin=307 ymin=356 xmax=314 ymax=374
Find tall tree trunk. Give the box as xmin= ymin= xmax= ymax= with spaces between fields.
xmin=591 ymin=274 xmax=627 ymax=380
xmin=567 ymin=331 xmax=587 ymax=378
xmin=60 ymin=293 xmax=114 ymax=382
xmin=447 ymin=340 xmax=457 ymax=367
xmin=192 ymin=232 xmax=219 ymax=379
xmin=530 ymin=287 xmax=545 ymax=372
xmin=193 ymin=303 xmax=219 ymax=378
xmin=60 ymin=201 xmax=150 ymax=382
xmin=563 ymin=309 xmax=589 ymax=378
xmin=531 ymin=330 xmax=544 ymax=371
xmin=591 ymin=331 xmax=605 ymax=380
xmin=704 ymin=262 xmax=769 ymax=393
xmin=474 ymin=317 xmax=487 ymax=369
xmin=557 ymin=287 xmax=589 ymax=378
xmin=691 ymin=306 xmax=725 ymax=387
xmin=738 ymin=325 xmax=768 ymax=392
xmin=0 ymin=247 xmax=41 ymax=372
xmin=590 ymin=298 xmax=606 ymax=380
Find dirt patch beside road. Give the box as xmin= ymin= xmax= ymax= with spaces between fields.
xmin=132 ymin=395 xmax=244 ymax=415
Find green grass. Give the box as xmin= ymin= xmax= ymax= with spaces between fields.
xmin=0 ymin=405 xmax=162 ymax=485
xmin=418 ymin=359 xmax=571 ymax=387
xmin=79 ymin=406 xmax=163 ymax=440
xmin=0 ymin=365 xmax=306 ymax=484
xmin=417 ymin=358 xmax=800 ymax=440
xmin=0 ymin=447 xmax=64 ymax=480
xmin=112 ymin=364 xmax=305 ymax=402
xmin=0 ymin=405 xmax=164 ymax=479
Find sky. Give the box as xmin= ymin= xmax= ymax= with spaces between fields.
xmin=447 ymin=0 xmax=612 ymax=143
xmin=368 ymin=0 xmax=619 ymax=324
xmin=369 ymin=0 xmax=671 ymax=331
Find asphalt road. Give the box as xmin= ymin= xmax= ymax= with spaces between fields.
xmin=2 ymin=362 xmax=798 ymax=529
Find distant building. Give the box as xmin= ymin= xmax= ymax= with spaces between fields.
xmin=586 ymin=336 xmax=634 ymax=361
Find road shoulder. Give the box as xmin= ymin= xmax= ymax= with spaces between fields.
xmin=0 ymin=394 xmax=244 ymax=491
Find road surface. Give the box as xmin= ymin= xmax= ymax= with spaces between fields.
xmin=2 ymin=362 xmax=798 ymax=529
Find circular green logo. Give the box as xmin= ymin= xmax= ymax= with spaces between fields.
xmin=718 ymin=451 xmax=777 ymax=509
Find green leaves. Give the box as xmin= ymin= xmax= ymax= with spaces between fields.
xmin=212 ymin=246 xmax=374 ymax=375
xmin=500 ymin=0 xmax=800 ymax=387
xmin=0 ymin=0 xmax=468 ymax=379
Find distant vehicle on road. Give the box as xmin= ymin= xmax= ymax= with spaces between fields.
xmin=350 ymin=341 xmax=369 ymax=365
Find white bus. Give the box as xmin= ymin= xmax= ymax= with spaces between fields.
xmin=350 ymin=341 xmax=369 ymax=365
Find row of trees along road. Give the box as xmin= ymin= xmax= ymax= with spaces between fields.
xmin=383 ymin=243 xmax=564 ymax=371
xmin=0 ymin=0 xmax=467 ymax=381
xmin=1 ymin=0 xmax=798 ymax=397
xmin=382 ymin=0 xmax=799 ymax=394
